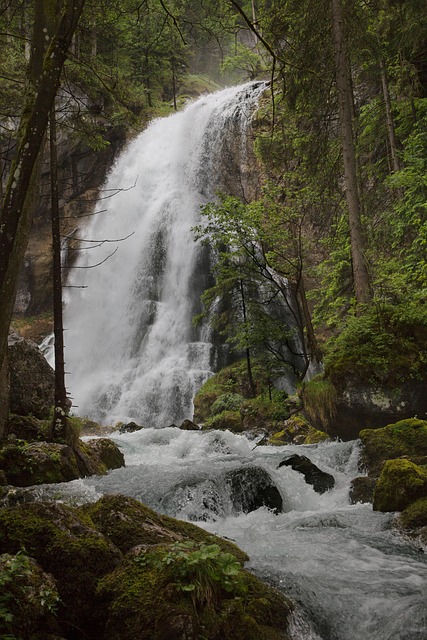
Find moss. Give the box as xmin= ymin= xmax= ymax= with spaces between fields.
xmin=0 ymin=440 xmax=81 ymax=486
xmin=268 ymin=415 xmax=329 ymax=445
xmin=0 ymin=552 xmax=60 ymax=638
xmin=204 ymin=410 xmax=243 ymax=432
xmin=0 ymin=501 xmax=122 ymax=635
xmin=399 ymin=497 xmax=427 ymax=530
xmin=373 ymin=459 xmax=427 ymax=512
xmin=300 ymin=375 xmax=337 ymax=430
xmin=5 ymin=414 xmax=49 ymax=441
xmin=359 ymin=418 xmax=427 ymax=474
xmin=211 ymin=393 xmax=245 ymax=415
xmin=98 ymin=545 xmax=293 ymax=640
xmin=81 ymin=495 xmax=182 ymax=552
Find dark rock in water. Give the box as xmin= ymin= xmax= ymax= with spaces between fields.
xmin=159 ymin=479 xmax=225 ymax=522
xmin=8 ymin=335 xmax=55 ymax=419
xmin=119 ymin=421 xmax=143 ymax=433
xmin=278 ymin=455 xmax=335 ymax=494
xmin=225 ymin=466 xmax=283 ymax=514
xmin=179 ymin=419 xmax=200 ymax=431
xmin=349 ymin=476 xmax=376 ymax=504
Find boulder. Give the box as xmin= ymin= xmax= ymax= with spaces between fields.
xmin=0 ymin=441 xmax=81 ymax=486
xmin=398 ymin=497 xmax=427 ymax=545
xmin=373 ymin=459 xmax=427 ymax=512
xmin=0 ymin=552 xmax=60 ymax=638
xmin=179 ymin=419 xmax=200 ymax=431
xmin=0 ymin=501 xmax=122 ymax=636
xmin=119 ymin=421 xmax=143 ymax=433
xmin=225 ymin=466 xmax=283 ymax=514
xmin=8 ymin=335 xmax=54 ymax=419
xmin=5 ymin=413 xmax=48 ymax=441
xmin=0 ymin=437 xmax=125 ymax=486
xmin=278 ymin=454 xmax=335 ymax=494
xmin=82 ymin=438 xmax=125 ymax=471
xmin=359 ymin=418 xmax=427 ymax=476
xmin=0 ymin=495 xmax=294 ymax=640
xmin=349 ymin=476 xmax=376 ymax=504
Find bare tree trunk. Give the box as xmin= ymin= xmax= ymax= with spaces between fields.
xmin=331 ymin=0 xmax=371 ymax=305
xmin=49 ymin=105 xmax=69 ymax=441
xmin=239 ymin=278 xmax=256 ymax=397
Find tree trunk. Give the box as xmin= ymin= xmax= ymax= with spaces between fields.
xmin=331 ymin=0 xmax=371 ymax=305
xmin=239 ymin=278 xmax=256 ymax=397
xmin=0 ymin=0 xmax=86 ymax=437
xmin=49 ymin=105 xmax=69 ymax=442
xmin=380 ymin=59 xmax=401 ymax=174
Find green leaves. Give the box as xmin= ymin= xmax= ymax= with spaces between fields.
xmin=133 ymin=540 xmax=246 ymax=609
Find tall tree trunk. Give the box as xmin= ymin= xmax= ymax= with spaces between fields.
xmin=239 ymin=278 xmax=256 ymax=397
xmin=331 ymin=0 xmax=371 ymax=305
xmin=49 ymin=105 xmax=68 ymax=441
xmin=0 ymin=0 xmax=86 ymax=438
xmin=380 ymin=59 xmax=401 ymax=174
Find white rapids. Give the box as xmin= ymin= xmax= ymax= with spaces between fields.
xmin=25 ymin=429 xmax=427 ymax=640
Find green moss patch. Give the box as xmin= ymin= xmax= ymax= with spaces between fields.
xmin=373 ymin=459 xmax=427 ymax=512
xmin=359 ymin=418 xmax=427 ymax=474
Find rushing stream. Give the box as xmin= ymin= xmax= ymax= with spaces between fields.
xmin=25 ymin=429 xmax=427 ymax=640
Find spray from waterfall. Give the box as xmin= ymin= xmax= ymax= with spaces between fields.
xmin=64 ymin=83 xmax=266 ymax=426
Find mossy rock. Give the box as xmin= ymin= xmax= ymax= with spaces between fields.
xmin=0 ymin=440 xmax=81 ymax=486
xmin=5 ymin=413 xmax=49 ymax=442
xmin=0 ymin=494 xmax=294 ymax=639
xmin=83 ymin=437 xmax=125 ymax=470
xmin=268 ymin=415 xmax=329 ymax=446
xmin=97 ymin=544 xmax=293 ymax=640
xmin=359 ymin=418 xmax=427 ymax=475
xmin=398 ymin=497 xmax=427 ymax=545
xmin=0 ymin=501 xmax=122 ymax=635
xmin=0 ymin=552 xmax=60 ymax=638
xmin=373 ymin=459 xmax=427 ymax=512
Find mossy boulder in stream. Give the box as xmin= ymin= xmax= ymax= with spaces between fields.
xmin=0 ymin=495 xmax=294 ymax=639
xmin=398 ymin=497 xmax=427 ymax=545
xmin=359 ymin=418 xmax=427 ymax=475
xmin=373 ymin=459 xmax=427 ymax=512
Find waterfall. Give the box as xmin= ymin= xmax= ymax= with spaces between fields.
xmin=64 ymin=83 xmax=266 ymax=426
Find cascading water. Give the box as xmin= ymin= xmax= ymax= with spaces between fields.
xmin=22 ymin=429 xmax=427 ymax=640
xmin=63 ymin=83 xmax=265 ymax=426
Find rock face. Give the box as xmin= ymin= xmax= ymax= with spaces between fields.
xmin=0 ymin=494 xmax=294 ymax=640
xmin=278 ymin=455 xmax=335 ymax=494
xmin=15 ymin=128 xmax=127 ymax=317
xmin=306 ymin=377 xmax=427 ymax=440
xmin=225 ymin=466 xmax=283 ymax=514
xmin=8 ymin=335 xmax=54 ymax=419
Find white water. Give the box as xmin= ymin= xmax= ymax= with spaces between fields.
xmin=63 ymin=83 xmax=265 ymax=427
xmin=23 ymin=430 xmax=427 ymax=640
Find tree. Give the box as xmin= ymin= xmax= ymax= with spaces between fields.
xmin=330 ymin=0 xmax=371 ymax=306
xmin=0 ymin=0 xmax=86 ymax=438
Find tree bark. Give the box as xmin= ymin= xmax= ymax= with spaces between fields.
xmin=380 ymin=59 xmax=401 ymax=174
xmin=0 ymin=0 xmax=86 ymax=437
xmin=49 ymin=105 xmax=69 ymax=441
xmin=331 ymin=0 xmax=371 ymax=305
